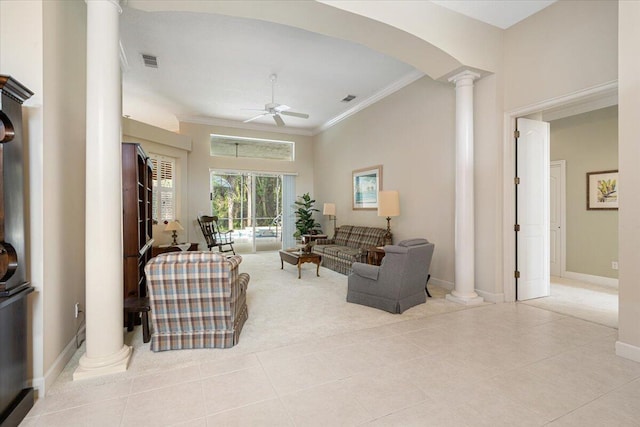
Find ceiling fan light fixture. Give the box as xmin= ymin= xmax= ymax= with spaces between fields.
xmin=241 ymin=74 xmax=310 ymax=127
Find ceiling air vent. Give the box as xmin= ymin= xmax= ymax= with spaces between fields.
xmin=341 ymin=94 xmax=356 ymax=102
xmin=142 ymin=54 xmax=158 ymax=68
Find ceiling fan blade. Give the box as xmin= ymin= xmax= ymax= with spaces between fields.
xmin=244 ymin=113 xmax=268 ymax=123
xmin=274 ymin=104 xmax=290 ymax=112
xmin=273 ymin=114 xmax=285 ymax=127
xmin=280 ymin=111 xmax=309 ymax=119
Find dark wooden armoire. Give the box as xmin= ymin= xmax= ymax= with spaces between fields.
xmin=0 ymin=75 xmax=35 ymax=426
xmin=122 ymin=143 xmax=154 ymax=301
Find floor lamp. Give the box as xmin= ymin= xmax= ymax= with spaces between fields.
xmin=378 ymin=191 xmax=400 ymax=245
xmin=323 ymin=202 xmax=337 ymax=238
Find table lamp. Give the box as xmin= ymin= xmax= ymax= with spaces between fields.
xmin=164 ymin=220 xmax=184 ymax=245
xmin=323 ymin=202 xmax=337 ymax=238
xmin=377 ymin=191 xmax=399 ymax=244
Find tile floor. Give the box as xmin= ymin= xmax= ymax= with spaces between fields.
xmin=21 ymin=302 xmax=640 ymax=426
xmin=522 ymin=276 xmax=618 ymax=328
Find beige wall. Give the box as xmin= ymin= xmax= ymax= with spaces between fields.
xmin=179 ymin=122 xmax=314 ymax=249
xmin=313 ymin=76 xmax=456 ymax=286
xmin=41 ymin=0 xmax=87 ymax=380
xmin=550 ymin=106 xmax=618 ymax=278
xmin=618 ymin=0 xmax=640 ymax=357
xmin=504 ymin=0 xmax=618 ymax=110
xmin=500 ymin=0 xmax=619 ymax=301
xmin=1 ymin=0 xmax=87 ymax=392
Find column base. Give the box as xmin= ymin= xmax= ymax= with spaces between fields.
xmin=73 ymin=344 xmax=132 ymax=381
xmin=446 ymin=292 xmax=484 ymax=305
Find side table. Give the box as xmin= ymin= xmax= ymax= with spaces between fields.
xmin=124 ymin=296 xmax=150 ymax=343
xmin=301 ymin=234 xmax=328 ymax=244
xmin=367 ymin=246 xmax=385 ymax=266
xmin=152 ymin=243 xmax=199 ymax=257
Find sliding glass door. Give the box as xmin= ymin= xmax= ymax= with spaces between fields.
xmin=210 ymin=171 xmax=283 ymax=252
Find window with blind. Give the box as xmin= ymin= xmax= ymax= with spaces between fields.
xmin=210 ymin=134 xmax=294 ymax=161
xmin=150 ymin=154 xmax=176 ymax=222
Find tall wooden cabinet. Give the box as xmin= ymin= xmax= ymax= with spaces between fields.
xmin=122 ymin=143 xmax=153 ymax=300
xmin=0 ymin=76 xmax=35 ymax=426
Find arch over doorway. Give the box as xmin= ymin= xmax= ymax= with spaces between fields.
xmin=126 ymin=0 xmax=473 ymax=81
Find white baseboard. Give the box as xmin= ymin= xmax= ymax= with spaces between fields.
xmin=476 ymin=289 xmax=504 ymax=303
xmin=616 ymin=340 xmax=640 ymax=363
xmin=29 ymin=377 xmax=45 ymax=401
xmin=39 ymin=325 xmax=85 ymax=396
xmin=429 ymin=277 xmax=453 ymax=291
xmin=430 ymin=278 xmax=503 ymax=303
xmin=562 ymin=270 xmax=618 ymax=289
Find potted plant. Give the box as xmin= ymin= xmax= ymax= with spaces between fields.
xmin=293 ymin=192 xmax=322 ymax=241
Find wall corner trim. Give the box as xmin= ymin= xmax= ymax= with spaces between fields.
xmin=43 ymin=325 xmax=85 ymax=395
xmin=616 ymin=341 xmax=640 ymax=363
xmin=562 ymin=271 xmax=618 ymax=289
xmin=429 ymin=277 xmax=453 ymax=291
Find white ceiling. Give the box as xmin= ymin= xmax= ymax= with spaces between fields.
xmin=120 ymin=1 xmax=556 ymax=135
xmin=432 ymin=0 xmax=557 ymax=29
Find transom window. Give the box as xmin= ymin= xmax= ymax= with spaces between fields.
xmin=210 ymin=134 xmax=294 ymax=161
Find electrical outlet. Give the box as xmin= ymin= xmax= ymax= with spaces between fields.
xmin=75 ymin=302 xmax=81 ymax=318
xmin=612 ymin=261 xmax=619 ymax=270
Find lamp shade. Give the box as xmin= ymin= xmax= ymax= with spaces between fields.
xmin=164 ymin=220 xmax=184 ymax=232
xmin=323 ymin=202 xmax=336 ymax=216
xmin=378 ymin=191 xmax=400 ymax=217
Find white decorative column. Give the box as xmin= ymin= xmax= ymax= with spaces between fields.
xmin=446 ymin=70 xmax=484 ymax=305
xmin=74 ymin=0 xmax=131 ymax=380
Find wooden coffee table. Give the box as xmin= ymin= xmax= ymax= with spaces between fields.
xmin=279 ymin=249 xmax=322 ymax=279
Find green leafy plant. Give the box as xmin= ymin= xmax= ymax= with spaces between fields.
xmin=294 ymin=193 xmax=321 ymax=238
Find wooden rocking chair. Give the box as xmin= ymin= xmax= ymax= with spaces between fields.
xmin=198 ymin=215 xmax=236 ymax=255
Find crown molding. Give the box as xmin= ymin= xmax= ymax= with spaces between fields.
xmin=541 ymin=82 xmax=618 ymax=122
xmin=177 ymin=115 xmax=315 ymax=137
xmin=178 ymin=69 xmax=425 ymax=138
xmin=313 ymin=69 xmax=425 ymax=135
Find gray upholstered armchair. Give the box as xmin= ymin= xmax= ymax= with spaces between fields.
xmin=347 ymin=238 xmax=435 ymax=313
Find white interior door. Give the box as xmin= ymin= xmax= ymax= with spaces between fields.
xmin=550 ymin=161 xmax=565 ymax=277
xmin=516 ymin=118 xmax=550 ymax=300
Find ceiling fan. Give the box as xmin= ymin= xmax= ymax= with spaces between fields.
xmin=243 ymin=74 xmax=309 ymax=127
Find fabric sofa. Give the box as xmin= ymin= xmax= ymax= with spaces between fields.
xmin=312 ymin=225 xmax=388 ymax=275
xmin=347 ymin=238 xmax=435 ymax=313
xmin=144 ymin=251 xmax=249 ymax=351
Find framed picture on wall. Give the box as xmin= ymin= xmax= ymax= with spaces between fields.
xmin=353 ymin=165 xmax=382 ymax=210
xmin=587 ymin=170 xmax=618 ymax=210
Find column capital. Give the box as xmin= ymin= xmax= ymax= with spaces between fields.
xmin=448 ymin=70 xmax=481 ymax=86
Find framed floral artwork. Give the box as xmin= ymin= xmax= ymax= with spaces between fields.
xmin=587 ymin=170 xmax=618 ymax=210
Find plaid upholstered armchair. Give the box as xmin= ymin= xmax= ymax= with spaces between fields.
xmin=144 ymin=252 xmax=249 ymax=351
